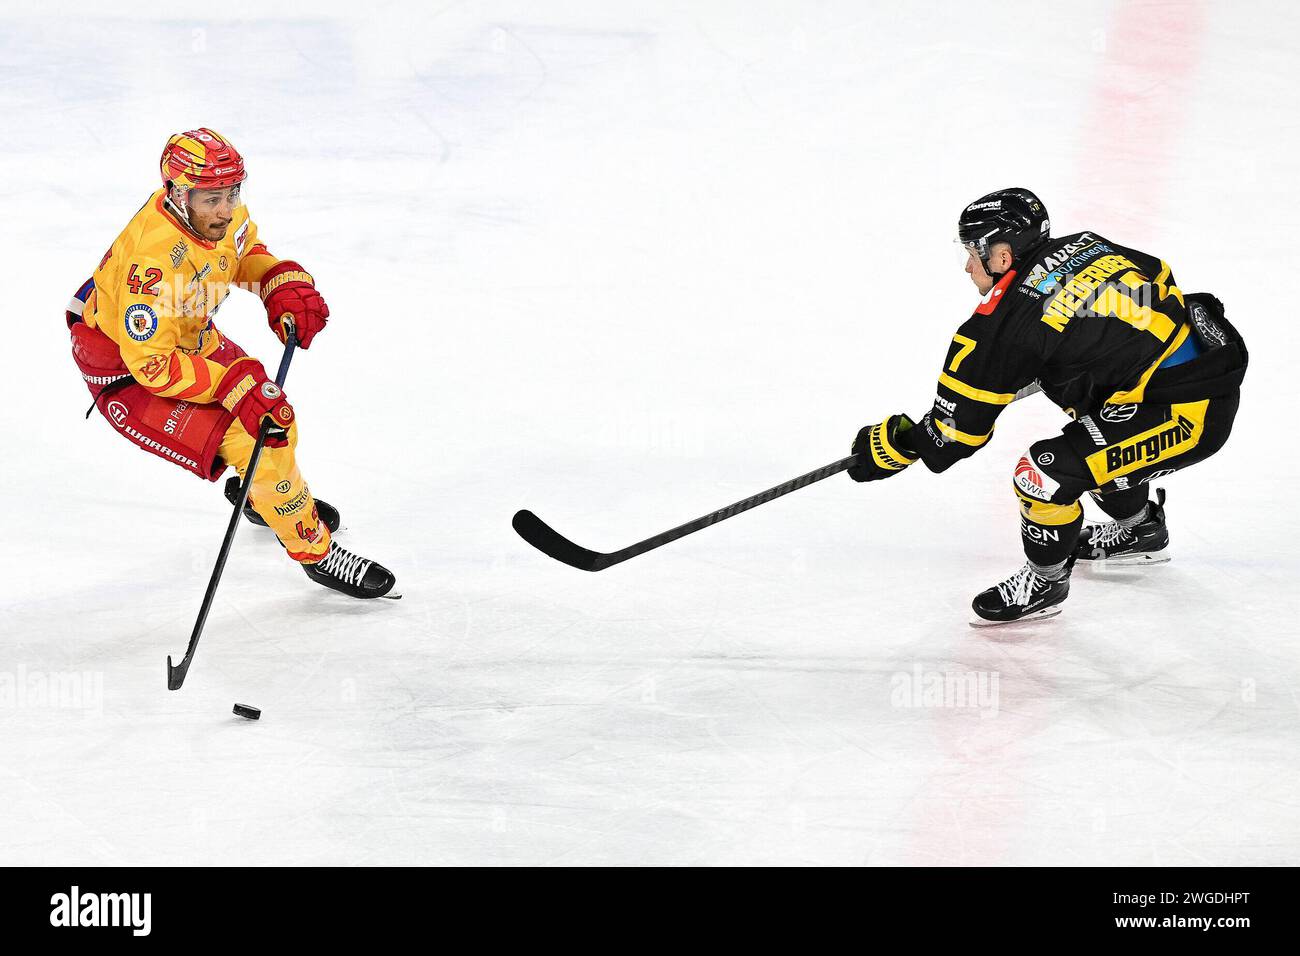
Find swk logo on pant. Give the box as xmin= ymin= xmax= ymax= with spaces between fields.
xmin=49 ymin=886 xmax=151 ymax=936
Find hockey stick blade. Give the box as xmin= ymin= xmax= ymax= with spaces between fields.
xmin=512 ymin=509 xmax=611 ymax=571
xmin=166 ymin=654 xmax=190 ymax=690
xmin=513 ymin=454 xmax=861 ymax=572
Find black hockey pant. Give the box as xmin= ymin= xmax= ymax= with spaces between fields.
xmin=1011 ymin=390 xmax=1240 ymax=565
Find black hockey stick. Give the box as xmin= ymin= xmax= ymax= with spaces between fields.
xmin=513 ymin=454 xmax=861 ymax=571
xmin=167 ymin=328 xmax=298 ymax=690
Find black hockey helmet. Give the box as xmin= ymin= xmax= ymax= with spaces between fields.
xmin=958 ymin=188 xmax=1050 ymax=275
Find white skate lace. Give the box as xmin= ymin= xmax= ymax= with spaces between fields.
xmin=1088 ymin=521 xmax=1133 ymax=548
xmin=995 ymin=564 xmax=1049 ymax=608
xmin=316 ymin=543 xmax=372 ymax=586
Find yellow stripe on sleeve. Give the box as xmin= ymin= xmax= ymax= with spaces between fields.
xmin=934 ymin=419 xmax=993 ymax=447
xmin=938 ymin=373 xmax=1016 ymax=405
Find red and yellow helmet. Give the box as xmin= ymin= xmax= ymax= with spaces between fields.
xmin=160 ymin=128 xmax=246 ymax=193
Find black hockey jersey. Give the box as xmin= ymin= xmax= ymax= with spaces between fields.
xmin=904 ymin=231 xmax=1247 ymax=473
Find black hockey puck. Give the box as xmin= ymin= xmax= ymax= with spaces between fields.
xmin=232 ymin=703 xmax=261 ymax=720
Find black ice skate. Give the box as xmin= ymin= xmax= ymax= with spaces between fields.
xmin=1075 ymin=488 xmax=1170 ymax=565
xmin=971 ymin=561 xmax=1072 ymax=627
xmin=224 ymin=475 xmax=341 ymax=534
xmin=303 ymin=540 xmax=399 ymax=599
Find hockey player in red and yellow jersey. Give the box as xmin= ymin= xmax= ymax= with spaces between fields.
xmin=68 ymin=128 xmax=396 ymax=599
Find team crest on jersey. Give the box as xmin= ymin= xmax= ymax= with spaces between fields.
xmin=124 ymin=303 xmax=158 ymax=341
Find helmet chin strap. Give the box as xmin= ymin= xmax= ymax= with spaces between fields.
xmin=163 ymin=183 xmax=190 ymax=220
xmin=163 ymin=184 xmax=209 ymax=239
xmin=983 ymin=247 xmax=1013 ymax=281
xmin=967 ymin=229 xmax=1009 ymax=281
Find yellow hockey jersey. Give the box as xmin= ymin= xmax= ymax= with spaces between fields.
xmin=83 ymin=189 xmax=280 ymax=401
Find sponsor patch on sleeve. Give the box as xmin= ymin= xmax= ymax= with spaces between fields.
xmin=140 ymin=354 xmax=169 ymax=381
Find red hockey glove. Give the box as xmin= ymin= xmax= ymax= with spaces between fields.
xmin=260 ymin=260 xmax=328 ymax=349
xmin=848 ymin=413 xmax=917 ymax=481
xmin=216 ymin=359 xmax=295 ymax=447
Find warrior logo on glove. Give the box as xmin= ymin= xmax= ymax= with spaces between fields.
xmin=848 ymin=414 xmax=918 ymax=482
xmin=259 ymin=261 xmax=329 ymax=349
xmin=215 ymin=359 xmax=296 ymax=447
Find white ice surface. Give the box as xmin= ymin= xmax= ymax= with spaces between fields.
xmin=1 ymin=0 xmax=1298 ymax=865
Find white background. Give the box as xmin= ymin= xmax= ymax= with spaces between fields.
xmin=1 ymin=0 xmax=1296 ymax=864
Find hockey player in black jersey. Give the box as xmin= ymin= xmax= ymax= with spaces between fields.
xmin=848 ymin=188 xmax=1248 ymax=625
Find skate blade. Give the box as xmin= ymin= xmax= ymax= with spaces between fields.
xmin=381 ymin=591 xmax=402 ymax=600
xmin=1082 ymin=551 xmax=1171 ymax=567
xmin=969 ymin=605 xmax=1063 ymax=628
